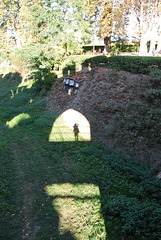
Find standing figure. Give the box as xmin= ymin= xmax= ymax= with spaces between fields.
xmin=73 ymin=123 xmax=79 ymax=141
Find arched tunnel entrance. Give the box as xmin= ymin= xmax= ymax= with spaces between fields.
xmin=49 ymin=109 xmax=91 ymax=142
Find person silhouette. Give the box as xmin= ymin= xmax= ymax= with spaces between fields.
xmin=73 ymin=123 xmax=79 ymax=141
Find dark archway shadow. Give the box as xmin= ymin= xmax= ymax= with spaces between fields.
xmin=46 ymin=106 xmax=109 ymax=238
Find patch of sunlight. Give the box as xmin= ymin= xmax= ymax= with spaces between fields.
xmin=45 ymin=183 xmax=106 ymax=240
xmin=49 ymin=109 xmax=91 ymax=142
xmin=6 ymin=113 xmax=30 ymax=128
xmin=10 ymin=87 xmax=20 ymax=99
xmin=18 ymin=78 xmax=35 ymax=89
xmin=10 ymin=87 xmax=24 ymax=98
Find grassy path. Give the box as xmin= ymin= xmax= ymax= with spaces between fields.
xmin=2 ymin=125 xmax=106 ymax=240
xmin=2 ymin=125 xmax=161 ymax=240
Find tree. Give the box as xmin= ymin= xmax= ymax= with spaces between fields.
xmin=44 ymin=0 xmax=91 ymax=54
xmin=87 ymin=0 xmax=130 ymax=52
xmin=129 ymin=0 xmax=161 ymax=56
xmin=0 ymin=0 xmax=39 ymax=50
xmin=87 ymin=0 xmax=161 ymax=55
xmin=156 ymin=19 xmax=161 ymax=53
xmin=0 ymin=0 xmax=19 ymax=50
xmin=0 ymin=0 xmax=92 ymax=54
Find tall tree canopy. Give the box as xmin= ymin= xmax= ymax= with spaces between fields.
xmin=87 ymin=0 xmax=130 ymax=52
xmin=129 ymin=0 xmax=161 ymax=55
xmin=0 ymin=0 xmax=91 ymax=53
xmin=87 ymin=0 xmax=161 ymax=55
xmin=1 ymin=0 xmax=161 ymax=57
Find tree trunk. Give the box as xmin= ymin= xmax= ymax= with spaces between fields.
xmin=64 ymin=42 xmax=68 ymax=56
xmin=139 ymin=32 xmax=148 ymax=56
xmin=104 ymin=36 xmax=111 ymax=53
xmin=149 ymin=34 xmax=156 ymax=56
xmin=156 ymin=32 xmax=161 ymax=52
xmin=139 ymin=1 xmax=148 ymax=56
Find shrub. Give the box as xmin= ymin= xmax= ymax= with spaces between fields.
xmin=31 ymin=68 xmax=57 ymax=92
xmin=62 ymin=60 xmax=76 ymax=76
xmin=79 ymin=144 xmax=161 ymax=239
xmin=145 ymin=89 xmax=161 ymax=105
xmin=149 ymin=68 xmax=161 ymax=88
xmin=34 ymin=111 xmax=58 ymax=127
xmin=18 ymin=44 xmax=57 ymax=92
xmin=9 ymin=51 xmax=25 ymax=70
xmin=59 ymin=55 xmax=88 ymax=73
xmin=109 ymin=43 xmax=139 ymax=54
xmin=81 ymin=55 xmax=161 ymax=74
xmin=117 ymin=107 xmax=161 ymax=144
xmin=110 ymin=56 xmax=161 ymax=74
xmin=82 ymin=55 xmax=110 ymax=68
xmin=104 ymin=194 xmax=161 ymax=239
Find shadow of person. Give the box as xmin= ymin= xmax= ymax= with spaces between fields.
xmin=73 ymin=123 xmax=79 ymax=141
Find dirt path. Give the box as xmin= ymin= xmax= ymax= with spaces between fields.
xmin=12 ymin=142 xmax=40 ymax=240
xmin=9 ymin=131 xmax=107 ymax=240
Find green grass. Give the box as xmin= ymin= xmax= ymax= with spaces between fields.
xmin=0 ymin=70 xmax=161 ymax=240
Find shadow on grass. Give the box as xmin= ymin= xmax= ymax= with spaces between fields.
xmin=0 ymin=64 xmax=137 ymax=240
xmin=0 ymin=71 xmax=106 ymax=239
xmin=1 ymin=58 xmax=161 ymax=240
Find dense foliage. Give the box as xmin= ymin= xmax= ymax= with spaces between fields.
xmin=77 ymin=145 xmax=161 ymax=239
xmin=83 ymin=55 xmax=161 ymax=74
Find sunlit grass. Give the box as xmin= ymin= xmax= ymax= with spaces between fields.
xmin=45 ymin=183 xmax=106 ymax=240
xmin=49 ymin=109 xmax=91 ymax=142
xmin=6 ymin=113 xmax=31 ymax=128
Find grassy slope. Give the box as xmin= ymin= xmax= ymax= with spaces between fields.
xmin=0 ymin=69 xmax=161 ymax=240
xmin=47 ymin=65 xmax=161 ymax=165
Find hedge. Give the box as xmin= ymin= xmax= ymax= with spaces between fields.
xmin=82 ymin=55 xmax=161 ymax=74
